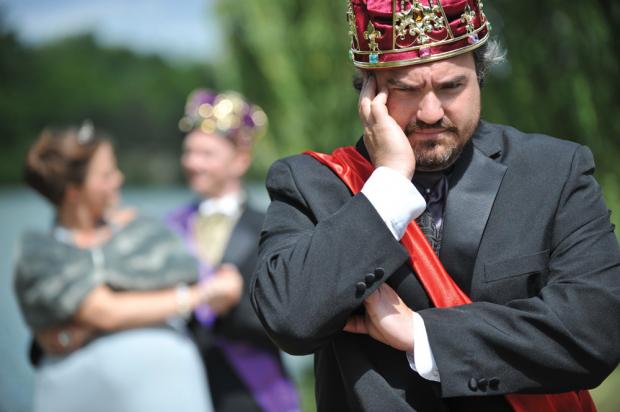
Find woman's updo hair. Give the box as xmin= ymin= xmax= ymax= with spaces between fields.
xmin=24 ymin=122 xmax=111 ymax=206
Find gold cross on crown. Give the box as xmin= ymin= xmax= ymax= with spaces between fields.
xmin=460 ymin=4 xmax=476 ymax=34
xmin=364 ymin=21 xmax=382 ymax=52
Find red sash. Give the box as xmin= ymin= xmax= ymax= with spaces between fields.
xmin=305 ymin=146 xmax=596 ymax=412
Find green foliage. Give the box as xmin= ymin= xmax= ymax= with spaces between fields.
xmin=210 ymin=0 xmax=620 ymax=184
xmin=2 ymin=1 xmax=619 ymax=185
xmin=482 ymin=0 xmax=620 ymax=178
xmin=212 ymin=0 xmax=361 ymax=174
xmin=0 ymin=28 xmax=214 ymax=184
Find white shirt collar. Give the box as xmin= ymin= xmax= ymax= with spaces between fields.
xmin=198 ymin=191 xmax=245 ymax=217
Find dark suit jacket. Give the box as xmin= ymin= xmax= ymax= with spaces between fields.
xmin=191 ymin=205 xmax=281 ymax=412
xmin=251 ymin=121 xmax=620 ymax=411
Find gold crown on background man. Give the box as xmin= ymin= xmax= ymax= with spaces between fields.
xmin=179 ymin=89 xmax=268 ymax=147
xmin=348 ymin=0 xmax=492 ymax=68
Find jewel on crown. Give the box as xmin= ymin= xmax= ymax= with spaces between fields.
xmin=394 ymin=0 xmax=446 ymax=47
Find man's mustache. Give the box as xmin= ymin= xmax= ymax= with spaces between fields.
xmin=405 ymin=118 xmax=458 ymax=136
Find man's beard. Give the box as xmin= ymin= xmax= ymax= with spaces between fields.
xmin=404 ymin=117 xmax=476 ymax=172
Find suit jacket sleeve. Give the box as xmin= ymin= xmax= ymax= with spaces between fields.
xmin=420 ymin=145 xmax=620 ymax=397
xmin=251 ymin=156 xmax=411 ymax=355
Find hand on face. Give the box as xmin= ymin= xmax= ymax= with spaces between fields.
xmin=359 ymin=73 xmax=416 ymax=180
xmin=344 ymin=283 xmax=415 ymax=352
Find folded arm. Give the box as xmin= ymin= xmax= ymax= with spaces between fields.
xmin=251 ymin=157 xmax=417 ymax=355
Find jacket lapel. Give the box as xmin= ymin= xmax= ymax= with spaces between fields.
xmin=220 ymin=208 xmax=257 ymax=266
xmin=354 ymin=128 xmax=506 ymax=297
xmin=440 ymin=123 xmax=506 ymax=295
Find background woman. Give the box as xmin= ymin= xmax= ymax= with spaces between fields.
xmin=14 ymin=122 xmax=242 ymax=412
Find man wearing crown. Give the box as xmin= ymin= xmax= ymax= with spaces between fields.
xmin=167 ymin=90 xmax=300 ymax=412
xmin=252 ymin=0 xmax=620 ymax=411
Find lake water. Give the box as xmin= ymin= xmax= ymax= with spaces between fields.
xmin=0 ymin=185 xmax=280 ymax=412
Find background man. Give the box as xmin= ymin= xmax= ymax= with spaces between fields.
xmin=251 ymin=1 xmax=620 ymax=410
xmin=167 ymin=89 xmax=299 ymax=412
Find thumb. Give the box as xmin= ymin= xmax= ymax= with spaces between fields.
xmin=343 ymin=316 xmax=369 ymax=334
xmin=216 ymin=263 xmax=237 ymax=276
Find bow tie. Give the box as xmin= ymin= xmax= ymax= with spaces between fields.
xmin=413 ymin=172 xmax=445 ymax=203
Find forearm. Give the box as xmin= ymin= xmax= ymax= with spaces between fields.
xmin=253 ymin=157 xmax=428 ymax=354
xmin=253 ymin=193 xmax=410 ymax=355
xmin=74 ymin=285 xmax=200 ymax=331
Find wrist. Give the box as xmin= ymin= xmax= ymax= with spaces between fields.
xmin=394 ymin=311 xmax=415 ymax=352
xmin=404 ymin=310 xmax=415 ymax=352
xmin=196 ymin=279 xmax=215 ymax=305
xmin=376 ymin=163 xmax=414 ymax=180
xmin=175 ymin=283 xmax=193 ymax=318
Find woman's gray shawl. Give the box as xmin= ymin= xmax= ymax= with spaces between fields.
xmin=14 ymin=216 xmax=199 ymax=331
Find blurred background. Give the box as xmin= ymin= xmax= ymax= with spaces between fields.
xmin=0 ymin=0 xmax=619 ymax=411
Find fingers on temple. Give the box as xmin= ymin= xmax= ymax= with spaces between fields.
xmin=370 ymin=86 xmax=389 ymax=120
xmin=359 ymin=74 xmax=377 ymax=122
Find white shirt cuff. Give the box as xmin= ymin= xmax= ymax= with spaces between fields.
xmin=361 ymin=167 xmax=426 ymax=240
xmin=406 ymin=312 xmax=440 ymax=382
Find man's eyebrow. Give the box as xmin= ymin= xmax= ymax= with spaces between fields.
xmin=436 ymin=75 xmax=467 ymax=88
xmin=386 ymin=78 xmax=423 ymax=89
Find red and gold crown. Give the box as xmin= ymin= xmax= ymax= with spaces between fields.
xmin=348 ymin=0 xmax=491 ymax=68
